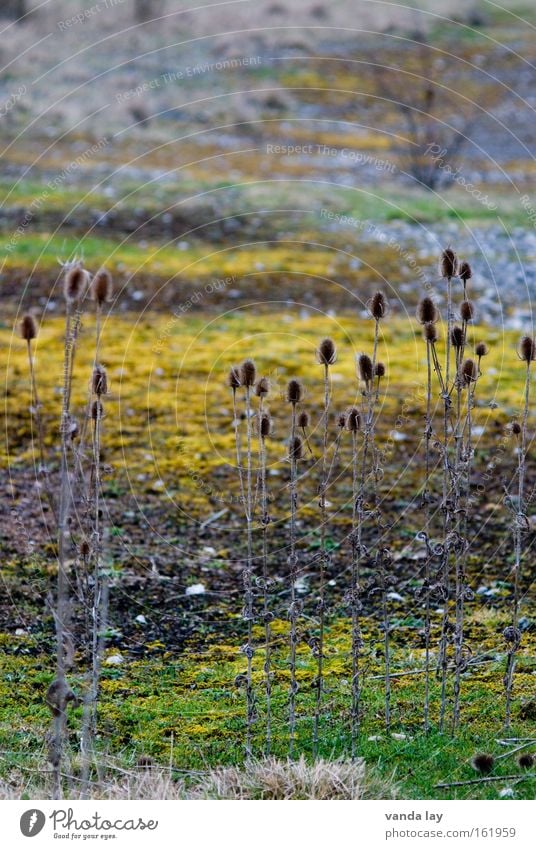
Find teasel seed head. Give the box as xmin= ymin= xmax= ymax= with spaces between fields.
xmin=20 ymin=314 xmax=37 ymax=341
xmin=440 ymin=247 xmax=458 ymax=279
xmin=423 ymin=322 xmax=438 ymax=344
xmin=316 ymin=337 xmax=337 ymax=366
xmin=289 ymin=435 xmax=303 ymax=461
xmin=91 ymin=267 xmax=112 ymax=306
xmin=375 ymin=361 xmax=386 ymax=379
xmin=287 ymin=378 xmax=303 ymax=405
xmin=460 ymin=358 xmax=478 ymax=385
xmin=511 ymin=421 xmax=522 ymax=436
xmin=92 ymin=364 xmax=108 ymax=396
xmin=227 ymin=366 xmax=241 ymax=390
xmin=475 ymin=341 xmax=488 ymax=358
xmin=417 ymin=296 xmax=438 ymax=325
xmin=80 ymin=539 xmax=91 ymax=559
xmin=337 ymin=412 xmax=347 ymax=429
xmin=518 ymin=753 xmax=534 ymax=769
xmin=91 ymin=399 xmax=104 ymax=420
xmin=240 ymin=358 xmax=256 ymax=387
xmin=260 ymin=412 xmax=273 ymax=438
xmin=451 ymin=325 xmax=464 ymax=349
xmin=458 ymin=260 xmax=472 ymax=283
xmin=346 ymin=407 xmax=361 ymax=432
xmin=518 ymin=335 xmax=536 ymax=364
xmin=357 ymin=353 xmax=373 ymax=384
xmin=298 ymin=411 xmax=309 ymax=429
xmin=460 ymin=300 xmax=475 ymax=322
xmin=472 ymin=753 xmax=494 ymax=775
xmin=255 ymin=376 xmax=270 ymax=397
xmin=63 ymin=264 xmax=88 ymax=303
xmin=370 ymin=291 xmax=388 ymax=321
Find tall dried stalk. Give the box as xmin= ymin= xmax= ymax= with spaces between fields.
xmin=313 ymin=339 xmax=336 ymax=758
xmin=287 ymin=378 xmax=302 ymax=757
xmin=256 ymin=378 xmax=272 ymax=755
xmin=504 ymin=337 xmax=533 ymax=728
xmin=347 ymin=408 xmax=361 ymax=758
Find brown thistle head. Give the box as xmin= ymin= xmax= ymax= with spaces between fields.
xmin=475 ymin=341 xmax=488 ymax=358
xmin=92 ymin=365 xmax=108 ymax=396
xmin=511 ymin=421 xmax=521 ymax=437
xmin=298 ymin=410 xmax=309 ymax=429
xmin=240 ymin=359 xmax=256 ymax=387
xmin=337 ymin=412 xmax=347 ymax=429
xmin=260 ymin=412 xmax=273 ymax=438
xmin=357 ymin=353 xmax=373 ymax=384
xmin=346 ymin=407 xmax=361 ymax=432
xmin=460 ymin=358 xmax=478 ymax=386
xmin=417 ymin=296 xmax=438 ymax=325
xmin=375 ymin=361 xmax=386 ymax=379
xmin=91 ymin=267 xmax=113 ymax=306
xmin=91 ymin=399 xmax=104 ymax=420
xmin=20 ymin=314 xmax=37 ymax=341
xmin=423 ymin=322 xmax=438 ymax=344
xmin=370 ymin=291 xmax=388 ymax=321
xmin=518 ymin=753 xmax=534 ymax=769
xmin=287 ymin=378 xmax=303 ymax=405
xmin=63 ymin=265 xmax=88 ymax=303
xmin=518 ymin=335 xmax=536 ymax=364
xmin=227 ymin=366 xmax=241 ymax=390
xmin=289 ymin=435 xmax=303 ymax=461
xmin=255 ymin=377 xmax=270 ymax=397
xmin=458 ymin=260 xmax=472 ymax=283
xmin=440 ymin=247 xmax=458 ymax=279
xmin=471 ymin=753 xmax=494 ymax=775
xmin=317 ymin=337 xmax=337 ymax=366
xmin=451 ymin=325 xmax=464 ymax=349
xmin=460 ymin=300 xmax=474 ymax=323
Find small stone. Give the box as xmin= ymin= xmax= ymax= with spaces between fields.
xmin=186 ymin=583 xmax=205 ymax=596
xmin=105 ymin=654 xmax=124 ymax=666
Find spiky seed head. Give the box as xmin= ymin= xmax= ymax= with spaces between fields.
xmin=346 ymin=407 xmax=361 ymax=432
xmin=240 ymin=359 xmax=256 ymax=387
xmin=357 ymin=353 xmax=373 ymax=384
xmin=460 ymin=358 xmax=478 ymax=385
xmin=287 ymin=378 xmax=303 ymax=404
xmin=337 ymin=412 xmax=347 ymax=429
xmin=316 ymin=337 xmax=337 ymax=366
xmin=227 ymin=366 xmax=241 ymax=389
xmin=375 ymin=361 xmax=386 ymax=378
xmin=298 ymin=411 xmax=309 ymax=429
xmin=91 ymin=267 xmax=112 ymax=306
xmin=370 ymin=291 xmax=388 ymax=321
xmin=92 ymin=365 xmax=108 ymax=396
xmin=260 ymin=413 xmax=272 ymax=438
xmin=423 ymin=322 xmax=438 ymax=344
xmin=417 ymin=296 xmax=438 ymax=325
xmin=460 ymin=300 xmax=474 ymax=322
xmin=91 ymin=400 xmax=104 ymax=420
xmin=80 ymin=539 xmax=90 ymax=559
xmin=472 ymin=753 xmax=494 ymax=775
xmin=511 ymin=421 xmax=522 ymax=436
xmin=20 ymin=314 xmax=37 ymax=341
xmin=458 ymin=260 xmax=472 ymax=283
xmin=255 ymin=377 xmax=270 ymax=397
xmin=451 ymin=325 xmax=464 ymax=349
xmin=475 ymin=342 xmax=488 ymax=358
xmin=518 ymin=753 xmax=534 ymax=769
xmin=289 ymin=435 xmax=303 ymax=460
xmin=518 ymin=335 xmax=536 ymax=364
xmin=440 ymin=247 xmax=458 ymax=279
xmin=63 ymin=265 xmax=88 ymax=303
xmin=503 ymin=625 xmax=521 ymax=644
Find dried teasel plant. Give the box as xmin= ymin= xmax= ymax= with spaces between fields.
xmin=257 ymin=408 xmax=273 ymax=754
xmin=286 ymin=378 xmax=303 ymax=756
xmin=313 ymin=338 xmax=337 ymax=757
xmin=346 ymin=405 xmax=363 ymax=757
xmin=504 ymin=335 xmax=534 ymax=728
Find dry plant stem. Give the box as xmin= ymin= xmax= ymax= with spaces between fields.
xmin=435 ymin=774 xmax=536 ymax=789
xmin=439 ymin=274 xmax=453 ymax=732
xmin=79 ymin=305 xmax=102 ymax=452
xmin=259 ymin=421 xmax=272 ymax=755
xmin=232 ymin=388 xmax=246 ymax=510
xmin=505 ymin=361 xmax=531 ymax=728
xmin=379 ymin=550 xmax=391 ymax=731
xmin=451 ymin=359 xmax=464 ymax=733
xmin=244 ymin=384 xmax=255 ymax=758
xmin=423 ymin=340 xmax=433 ymax=732
xmin=350 ymin=429 xmax=361 ymax=759
xmin=313 ymin=363 xmax=329 ymax=758
xmin=288 ymin=402 xmax=298 ymax=758
xmin=25 ymin=338 xmax=57 ymax=522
